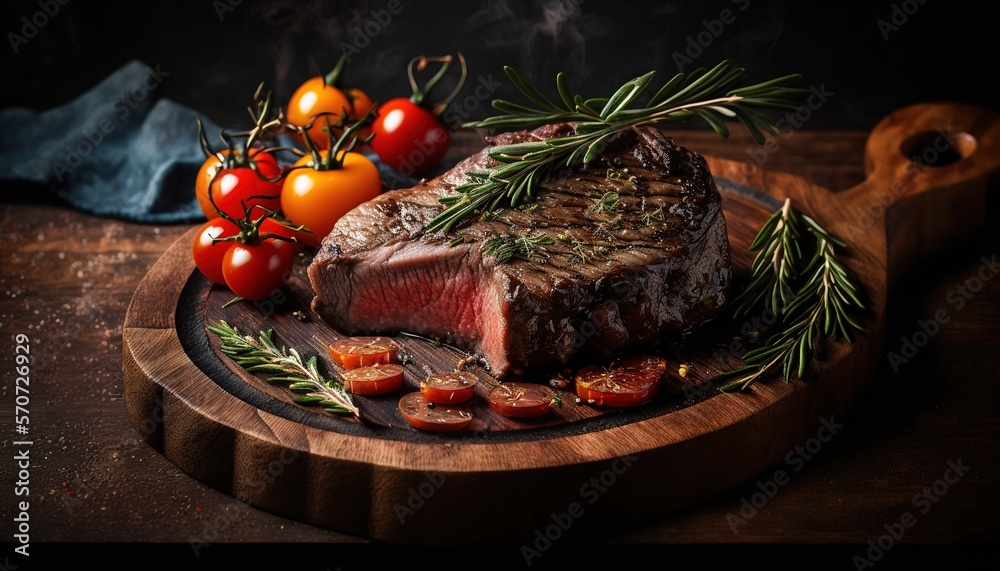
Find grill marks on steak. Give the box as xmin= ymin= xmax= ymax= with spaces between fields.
xmin=308 ymin=123 xmax=732 ymax=378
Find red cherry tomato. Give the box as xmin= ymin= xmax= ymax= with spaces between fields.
xmin=192 ymin=218 xmax=241 ymax=286
xmin=420 ymin=371 xmax=478 ymax=404
xmin=195 ymin=148 xmax=284 ymax=221
xmin=341 ymin=363 xmax=406 ymax=395
xmin=369 ymin=97 xmax=450 ymax=176
xmin=574 ymin=355 xmax=667 ymax=407
xmin=220 ymin=237 xmax=295 ymax=301
xmin=259 ymin=217 xmax=311 ymax=252
xmin=398 ymin=391 xmax=473 ymax=432
xmin=488 ymin=382 xmax=559 ymax=418
xmin=328 ymin=337 xmax=399 ymax=369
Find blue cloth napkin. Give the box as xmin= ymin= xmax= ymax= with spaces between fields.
xmin=0 ymin=59 xmax=217 ymax=223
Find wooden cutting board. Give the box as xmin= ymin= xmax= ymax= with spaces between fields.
xmin=122 ymin=102 xmax=999 ymax=547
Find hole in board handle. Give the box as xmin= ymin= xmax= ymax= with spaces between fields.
xmin=900 ymin=130 xmax=976 ymax=167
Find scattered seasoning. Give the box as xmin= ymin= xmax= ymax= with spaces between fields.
xmin=567 ymin=239 xmax=609 ymax=264
xmin=426 ymin=401 xmax=436 ymax=409
xmin=292 ymin=310 xmax=308 ymax=321
xmin=479 ymin=209 xmax=503 ymax=222
xmin=678 ymin=363 xmax=689 ymax=377
xmin=549 ymin=375 xmax=570 ymax=389
xmin=589 ymin=191 xmax=620 ymax=214
xmin=482 ymin=232 xmax=553 ymax=265
xmin=642 ymin=205 xmax=666 ymax=227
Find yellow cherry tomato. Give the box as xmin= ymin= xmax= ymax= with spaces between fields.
xmin=285 ymin=76 xmax=354 ymax=150
xmin=280 ymin=151 xmax=382 ymax=248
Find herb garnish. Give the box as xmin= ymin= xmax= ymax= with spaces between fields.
xmin=589 ymin=191 xmax=620 ymax=214
xmin=208 ymin=320 xmax=360 ymax=418
xmin=716 ymin=199 xmax=866 ymax=391
xmin=481 ymin=232 xmax=554 ymax=264
xmin=423 ymin=60 xmax=806 ymax=234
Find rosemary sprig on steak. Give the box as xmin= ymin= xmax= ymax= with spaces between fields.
xmin=481 ymin=232 xmax=554 ymax=264
xmin=208 ymin=320 xmax=360 ymax=418
xmin=716 ymin=199 xmax=867 ymax=392
xmin=424 ymin=59 xmax=806 ymax=234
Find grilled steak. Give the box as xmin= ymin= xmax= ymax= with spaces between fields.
xmin=307 ymin=123 xmax=732 ymax=378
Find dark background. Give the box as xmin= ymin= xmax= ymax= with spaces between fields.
xmin=2 ymin=0 xmax=997 ymax=132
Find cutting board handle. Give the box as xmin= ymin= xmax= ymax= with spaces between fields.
xmin=837 ymin=102 xmax=1000 ymax=290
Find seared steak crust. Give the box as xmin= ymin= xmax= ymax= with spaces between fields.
xmin=308 ymin=123 xmax=732 ymax=378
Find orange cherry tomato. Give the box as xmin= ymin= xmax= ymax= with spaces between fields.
xmin=420 ymin=371 xmax=478 ymax=404
xmin=574 ymin=355 xmax=667 ymax=407
xmin=285 ymin=76 xmax=353 ymax=150
xmin=280 ymin=150 xmax=382 ymax=247
xmin=488 ymin=382 xmax=559 ymax=418
xmin=328 ymin=336 xmax=399 ymax=369
xmin=398 ymin=391 xmax=473 ymax=432
xmin=341 ymin=363 xmax=406 ymax=395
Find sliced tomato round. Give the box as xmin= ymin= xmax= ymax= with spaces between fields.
xmin=328 ymin=336 xmax=398 ymax=369
xmin=398 ymin=391 xmax=473 ymax=432
xmin=341 ymin=363 xmax=405 ymax=395
xmin=420 ymin=371 xmax=478 ymax=404
xmin=574 ymin=355 xmax=667 ymax=407
xmin=488 ymin=382 xmax=559 ymax=418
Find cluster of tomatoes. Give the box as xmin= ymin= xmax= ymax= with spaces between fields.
xmin=192 ymin=53 xmax=466 ymax=301
xmin=327 ymin=336 xmax=670 ymax=432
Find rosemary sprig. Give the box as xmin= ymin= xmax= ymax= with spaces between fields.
xmin=589 ymin=191 xmax=620 ymax=214
xmin=718 ymin=199 xmax=866 ymax=392
xmin=207 ymin=320 xmax=360 ymax=418
xmin=481 ymin=232 xmax=554 ymax=264
xmin=424 ymin=60 xmax=806 ymax=234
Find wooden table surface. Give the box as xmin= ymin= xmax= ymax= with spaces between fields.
xmin=2 ymin=127 xmax=997 ymax=569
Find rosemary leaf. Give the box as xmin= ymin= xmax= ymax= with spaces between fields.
xmin=208 ymin=320 xmax=360 ymax=418
xmin=718 ymin=199 xmax=867 ymax=392
xmin=428 ymin=60 xmax=804 ymax=234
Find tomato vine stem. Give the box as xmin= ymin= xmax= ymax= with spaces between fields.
xmin=407 ymin=52 xmax=467 ymax=117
